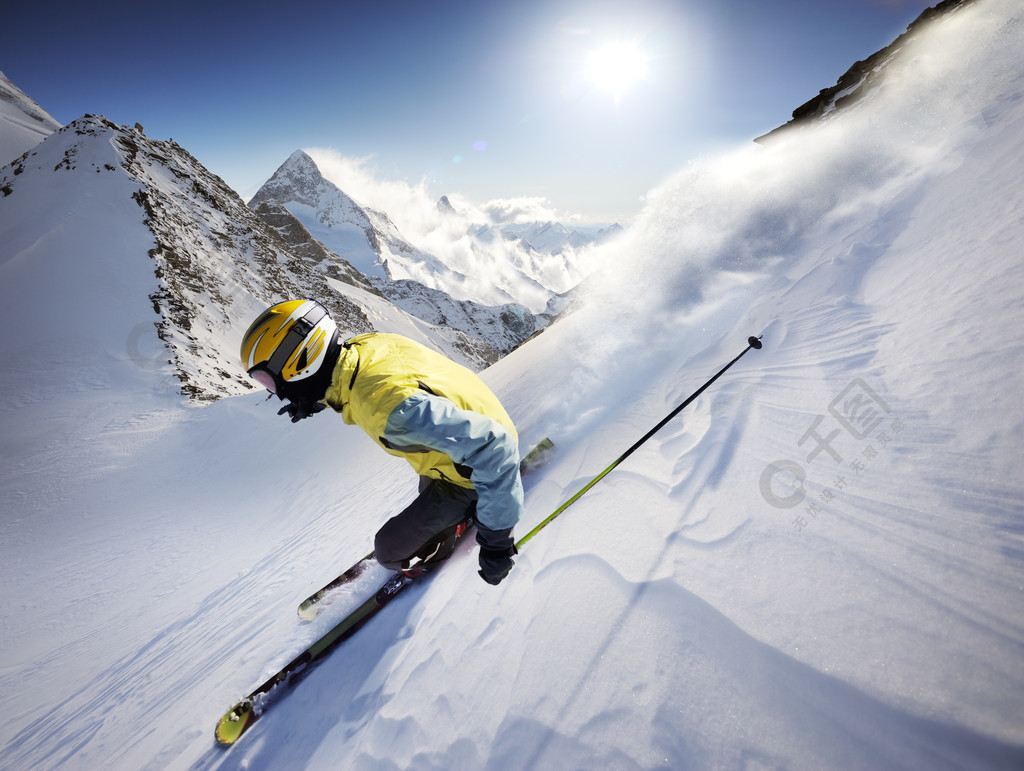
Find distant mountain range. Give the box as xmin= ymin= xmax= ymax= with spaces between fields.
xmin=247 ymin=149 xmax=616 ymax=314
xmin=0 ymin=76 xmax=618 ymax=401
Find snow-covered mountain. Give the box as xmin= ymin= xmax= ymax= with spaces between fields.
xmin=365 ymin=279 xmax=540 ymax=355
xmin=249 ymin=150 xmax=429 ymax=282
xmin=0 ymin=115 xmax=519 ymax=402
xmin=0 ymin=71 xmax=61 ymax=164
xmin=0 ymin=76 xmax=597 ymax=399
xmin=248 ymin=152 xmax=546 ymax=356
xmin=485 ymin=219 xmax=623 ymax=256
xmin=257 ymin=149 xmax=605 ymax=316
xmin=2 ymin=0 xmax=1024 ymax=768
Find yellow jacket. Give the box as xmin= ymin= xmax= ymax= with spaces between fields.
xmin=322 ymin=333 xmax=523 ymax=530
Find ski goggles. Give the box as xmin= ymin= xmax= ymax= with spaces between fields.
xmin=248 ymin=366 xmax=279 ymax=394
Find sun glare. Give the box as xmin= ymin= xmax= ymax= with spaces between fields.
xmin=586 ymin=41 xmax=648 ymax=101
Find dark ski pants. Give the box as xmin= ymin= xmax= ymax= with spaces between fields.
xmin=374 ymin=476 xmax=478 ymax=571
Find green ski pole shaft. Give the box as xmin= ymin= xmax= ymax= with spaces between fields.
xmin=516 ymin=336 xmax=763 ymax=549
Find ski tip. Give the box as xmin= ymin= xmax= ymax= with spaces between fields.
xmin=297 ymin=598 xmax=321 ymax=621
xmin=215 ymin=699 xmax=254 ymax=746
xmin=520 ymin=438 xmax=554 ymax=474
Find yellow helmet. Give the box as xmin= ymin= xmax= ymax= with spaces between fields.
xmin=240 ymin=300 xmax=338 ymax=397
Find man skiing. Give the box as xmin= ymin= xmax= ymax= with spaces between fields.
xmin=240 ymin=299 xmax=522 ymax=585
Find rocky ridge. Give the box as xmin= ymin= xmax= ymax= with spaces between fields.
xmin=755 ymin=0 xmax=978 ymax=143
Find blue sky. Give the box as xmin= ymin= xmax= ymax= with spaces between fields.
xmin=5 ymin=0 xmax=935 ymax=222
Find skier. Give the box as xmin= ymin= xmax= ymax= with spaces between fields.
xmin=240 ymin=299 xmax=522 ymax=585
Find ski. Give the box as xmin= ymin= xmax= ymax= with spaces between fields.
xmin=519 ymin=436 xmax=554 ymax=475
xmin=215 ymin=438 xmax=555 ymax=746
xmin=297 ymin=551 xmax=376 ymax=621
xmin=215 ymin=570 xmax=416 ymax=746
xmin=297 ymin=437 xmax=555 ymax=621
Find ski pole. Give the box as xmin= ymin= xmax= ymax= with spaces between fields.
xmin=516 ymin=335 xmax=763 ymax=549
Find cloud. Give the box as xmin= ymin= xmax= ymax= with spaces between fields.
xmin=305 ymin=148 xmax=570 ymax=234
xmin=478 ymin=196 xmax=564 ymax=224
xmin=303 ymin=148 xmax=439 ymax=239
xmin=301 ymin=147 xmax=593 ymax=308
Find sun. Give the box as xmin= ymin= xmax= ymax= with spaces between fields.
xmin=585 ymin=40 xmax=648 ymax=101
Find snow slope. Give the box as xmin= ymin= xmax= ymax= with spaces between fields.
xmin=0 ymin=71 xmax=60 ymax=164
xmin=2 ymin=1 xmax=1024 ymax=769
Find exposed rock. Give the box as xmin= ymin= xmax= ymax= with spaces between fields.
xmin=755 ymin=0 xmax=977 ymax=144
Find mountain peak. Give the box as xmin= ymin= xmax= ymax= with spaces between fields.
xmin=250 ymin=149 xmax=357 ymax=214
xmin=437 ymin=195 xmax=457 ymax=216
xmin=281 ymin=149 xmax=319 ymax=175
xmin=249 ymin=151 xmax=436 ymax=282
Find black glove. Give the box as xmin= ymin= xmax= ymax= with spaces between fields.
xmin=277 ymin=400 xmax=326 ymax=423
xmin=476 ymin=523 xmax=517 ymax=585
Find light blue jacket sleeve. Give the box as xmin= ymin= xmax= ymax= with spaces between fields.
xmin=383 ymin=393 xmax=524 ymax=532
